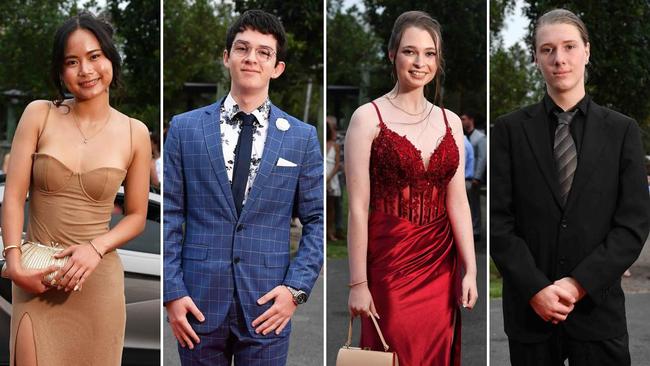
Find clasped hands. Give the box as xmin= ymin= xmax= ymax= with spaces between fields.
xmin=529 ymin=277 xmax=586 ymax=324
xmin=167 ymin=285 xmax=297 ymax=350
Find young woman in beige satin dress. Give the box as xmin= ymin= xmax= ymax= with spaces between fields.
xmin=1 ymin=12 xmax=151 ymax=366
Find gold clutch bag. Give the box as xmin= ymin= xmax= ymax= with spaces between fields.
xmin=336 ymin=314 xmax=399 ymax=366
xmin=1 ymin=242 xmax=70 ymax=282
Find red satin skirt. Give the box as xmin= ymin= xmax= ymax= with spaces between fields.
xmin=360 ymin=211 xmax=461 ymax=366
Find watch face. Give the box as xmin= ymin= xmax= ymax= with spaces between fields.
xmin=296 ymin=292 xmax=308 ymax=304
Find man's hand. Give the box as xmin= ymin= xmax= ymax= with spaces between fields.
xmin=529 ymin=284 xmax=576 ymax=324
xmin=166 ymin=296 xmax=205 ymax=349
xmin=554 ymin=277 xmax=586 ymax=302
xmin=253 ymin=286 xmax=297 ymax=335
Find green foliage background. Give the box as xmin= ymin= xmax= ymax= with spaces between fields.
xmin=0 ymin=0 xmax=160 ymax=134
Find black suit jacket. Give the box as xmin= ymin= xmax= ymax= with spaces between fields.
xmin=490 ymin=98 xmax=650 ymax=342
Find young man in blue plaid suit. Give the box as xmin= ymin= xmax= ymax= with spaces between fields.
xmin=163 ymin=10 xmax=323 ymax=365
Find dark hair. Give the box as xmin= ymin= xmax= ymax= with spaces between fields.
xmin=461 ymin=111 xmax=477 ymax=120
xmin=326 ymin=119 xmax=337 ymax=142
xmin=50 ymin=11 xmax=122 ymax=107
xmin=388 ymin=11 xmax=445 ymax=104
xmin=225 ymin=10 xmax=287 ymax=66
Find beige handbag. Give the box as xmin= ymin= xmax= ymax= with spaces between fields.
xmin=336 ymin=314 xmax=399 ymax=366
xmin=1 ymin=242 xmax=69 ymax=282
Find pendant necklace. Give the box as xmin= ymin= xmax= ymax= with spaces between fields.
xmin=72 ymin=104 xmax=112 ymax=144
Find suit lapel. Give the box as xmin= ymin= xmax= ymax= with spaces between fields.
xmin=565 ymin=101 xmax=607 ymax=209
xmin=240 ymin=104 xmax=286 ymax=218
xmin=202 ymin=100 xmax=237 ymax=219
xmin=521 ymin=102 xmax=563 ymax=208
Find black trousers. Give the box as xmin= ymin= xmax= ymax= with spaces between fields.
xmin=508 ymin=326 xmax=630 ymax=366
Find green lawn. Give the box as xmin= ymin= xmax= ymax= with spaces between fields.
xmin=326 ymin=189 xmax=349 ymax=259
xmin=490 ymin=259 xmax=503 ymax=298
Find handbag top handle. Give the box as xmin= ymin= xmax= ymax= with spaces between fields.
xmin=345 ymin=314 xmax=390 ymax=352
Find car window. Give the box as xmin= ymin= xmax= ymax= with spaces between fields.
xmin=111 ymin=194 xmax=160 ymax=255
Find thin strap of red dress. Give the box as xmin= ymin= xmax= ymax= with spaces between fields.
xmin=440 ymin=106 xmax=450 ymax=129
xmin=370 ymin=101 xmax=386 ymax=127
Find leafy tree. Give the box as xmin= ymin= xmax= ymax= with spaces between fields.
xmin=490 ymin=40 xmax=543 ymax=120
xmin=0 ymin=0 xmax=73 ymax=98
xmin=109 ymin=0 xmax=161 ymax=130
xmin=490 ymin=0 xmax=517 ymax=40
xmin=326 ymin=0 xmax=382 ymax=88
xmin=163 ymin=0 xmax=231 ymax=122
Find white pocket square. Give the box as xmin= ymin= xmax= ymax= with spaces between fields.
xmin=277 ymin=157 xmax=297 ymax=167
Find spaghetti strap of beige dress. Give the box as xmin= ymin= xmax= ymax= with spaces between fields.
xmin=9 ymin=104 xmax=132 ymax=365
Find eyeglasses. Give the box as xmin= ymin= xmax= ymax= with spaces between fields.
xmin=230 ymin=42 xmax=276 ymax=63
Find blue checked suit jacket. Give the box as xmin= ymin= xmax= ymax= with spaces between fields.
xmin=163 ymin=100 xmax=324 ymax=338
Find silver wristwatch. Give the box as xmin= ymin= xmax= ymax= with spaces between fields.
xmin=284 ymin=285 xmax=308 ymax=305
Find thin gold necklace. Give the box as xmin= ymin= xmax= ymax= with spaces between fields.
xmin=386 ymin=103 xmax=434 ymax=126
xmin=384 ymin=95 xmax=427 ymax=116
xmin=71 ymin=104 xmax=112 ymax=144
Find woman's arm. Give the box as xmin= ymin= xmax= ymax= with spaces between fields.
xmin=93 ymin=118 xmax=151 ymax=253
xmin=444 ymin=109 xmax=478 ymax=309
xmin=345 ymin=104 xmax=379 ymax=317
xmin=2 ymin=101 xmax=59 ymax=293
xmin=55 ymin=118 xmax=151 ymax=291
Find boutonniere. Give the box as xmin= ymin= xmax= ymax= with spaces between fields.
xmin=276 ymin=118 xmax=290 ymax=131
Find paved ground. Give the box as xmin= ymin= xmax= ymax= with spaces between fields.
xmin=326 ymin=249 xmax=488 ymax=365
xmin=490 ymin=235 xmax=650 ymax=365
xmin=163 ymin=273 xmax=324 ymax=366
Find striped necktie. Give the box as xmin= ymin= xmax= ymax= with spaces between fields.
xmin=553 ymin=110 xmax=578 ymax=206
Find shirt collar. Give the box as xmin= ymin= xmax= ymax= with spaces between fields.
xmin=543 ymin=93 xmax=590 ymax=117
xmin=223 ymin=92 xmax=271 ymax=128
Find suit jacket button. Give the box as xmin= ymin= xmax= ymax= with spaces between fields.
xmin=237 ymin=224 xmax=244 ymax=232
xmin=234 ymin=257 xmax=240 ymax=264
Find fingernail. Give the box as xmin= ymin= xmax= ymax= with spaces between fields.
xmin=51 ymin=279 xmax=57 ymax=285
xmin=74 ymin=285 xmax=79 ymax=291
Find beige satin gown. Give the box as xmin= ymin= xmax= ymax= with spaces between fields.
xmin=9 ymin=105 xmax=130 ymax=365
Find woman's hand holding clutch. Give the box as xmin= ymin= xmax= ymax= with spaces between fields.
xmin=348 ymin=282 xmax=379 ymax=318
xmin=8 ymin=264 xmax=59 ymax=294
xmin=52 ymin=243 xmax=102 ymax=292
xmin=460 ymin=272 xmax=478 ymax=310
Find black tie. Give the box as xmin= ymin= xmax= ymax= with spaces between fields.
xmin=553 ymin=110 xmax=578 ymax=206
xmin=232 ymin=112 xmax=256 ymax=215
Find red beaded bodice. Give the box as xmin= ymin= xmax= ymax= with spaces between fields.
xmin=369 ymin=101 xmax=459 ymax=225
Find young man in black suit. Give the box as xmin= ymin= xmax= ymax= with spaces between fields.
xmin=491 ymin=9 xmax=649 ymax=366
